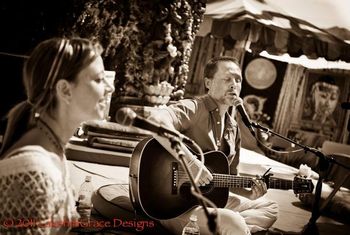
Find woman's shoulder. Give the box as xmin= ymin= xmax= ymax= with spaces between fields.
xmin=0 ymin=145 xmax=62 ymax=177
xmin=1 ymin=145 xmax=58 ymax=160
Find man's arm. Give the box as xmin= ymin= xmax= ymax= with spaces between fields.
xmin=147 ymin=107 xmax=213 ymax=186
xmin=153 ymin=134 xmax=213 ymax=186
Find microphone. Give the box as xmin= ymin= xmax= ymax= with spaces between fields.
xmin=115 ymin=107 xmax=194 ymax=145
xmin=233 ymin=97 xmax=256 ymax=137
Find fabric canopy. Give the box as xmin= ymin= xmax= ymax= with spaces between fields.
xmin=198 ymin=0 xmax=350 ymax=62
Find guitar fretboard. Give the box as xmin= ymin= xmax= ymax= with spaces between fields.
xmin=212 ymin=173 xmax=293 ymax=190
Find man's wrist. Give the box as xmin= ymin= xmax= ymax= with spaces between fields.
xmin=186 ymin=156 xmax=197 ymax=167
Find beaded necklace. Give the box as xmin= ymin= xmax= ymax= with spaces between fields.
xmin=36 ymin=118 xmax=65 ymax=154
xmin=36 ymin=118 xmax=74 ymax=220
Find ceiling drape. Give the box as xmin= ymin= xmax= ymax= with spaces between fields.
xmin=198 ymin=0 xmax=350 ymax=62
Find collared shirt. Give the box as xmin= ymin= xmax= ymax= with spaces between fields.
xmin=160 ymin=95 xmax=241 ymax=175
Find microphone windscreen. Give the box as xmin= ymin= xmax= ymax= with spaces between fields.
xmin=232 ymin=96 xmax=243 ymax=107
xmin=115 ymin=107 xmax=136 ymax=126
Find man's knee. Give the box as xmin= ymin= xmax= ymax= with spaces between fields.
xmin=261 ymin=200 xmax=279 ymax=227
xmin=268 ymin=200 xmax=279 ymax=216
xmin=218 ymin=209 xmax=250 ymax=235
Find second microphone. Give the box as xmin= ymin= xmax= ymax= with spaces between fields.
xmin=115 ymin=107 xmax=194 ymax=145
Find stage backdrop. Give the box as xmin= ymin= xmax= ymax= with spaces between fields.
xmin=241 ymin=53 xmax=287 ymax=128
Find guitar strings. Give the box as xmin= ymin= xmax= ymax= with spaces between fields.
xmin=176 ymin=172 xmax=294 ymax=188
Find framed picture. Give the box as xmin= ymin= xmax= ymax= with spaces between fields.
xmin=293 ymin=70 xmax=350 ymax=143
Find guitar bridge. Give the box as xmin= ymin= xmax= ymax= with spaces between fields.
xmin=172 ymin=162 xmax=178 ymax=194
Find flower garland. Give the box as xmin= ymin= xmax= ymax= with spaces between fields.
xmin=71 ymin=0 xmax=207 ymax=105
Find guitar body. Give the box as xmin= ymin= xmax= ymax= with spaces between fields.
xmin=129 ymin=137 xmax=314 ymax=220
xmin=129 ymin=137 xmax=229 ymax=220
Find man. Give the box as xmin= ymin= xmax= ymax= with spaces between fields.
xmin=150 ymin=56 xmax=278 ymax=235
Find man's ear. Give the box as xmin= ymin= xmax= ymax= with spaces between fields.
xmin=204 ymin=77 xmax=212 ymax=90
xmin=55 ymin=79 xmax=72 ymax=104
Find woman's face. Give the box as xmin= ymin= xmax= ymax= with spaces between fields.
xmin=69 ymin=56 xmax=114 ymax=122
xmin=313 ymin=82 xmax=340 ymax=117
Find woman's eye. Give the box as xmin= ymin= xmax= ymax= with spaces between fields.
xmin=95 ymin=78 xmax=104 ymax=83
xmin=320 ymin=93 xmax=327 ymax=99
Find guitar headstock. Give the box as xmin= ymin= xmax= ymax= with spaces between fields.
xmin=293 ymin=176 xmax=314 ymax=194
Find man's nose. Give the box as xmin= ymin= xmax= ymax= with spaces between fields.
xmin=230 ymin=82 xmax=237 ymax=90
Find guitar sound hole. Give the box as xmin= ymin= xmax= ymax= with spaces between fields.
xmin=178 ymin=167 xmax=216 ymax=196
xmin=180 ymin=182 xmax=214 ymax=195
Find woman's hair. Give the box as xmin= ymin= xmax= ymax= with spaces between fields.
xmin=0 ymin=37 xmax=103 ymax=156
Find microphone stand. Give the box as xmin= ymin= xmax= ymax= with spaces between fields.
xmin=251 ymin=122 xmax=350 ymax=235
xmin=168 ymin=136 xmax=219 ymax=235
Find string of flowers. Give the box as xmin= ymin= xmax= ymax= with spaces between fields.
xmin=70 ymin=0 xmax=207 ymax=105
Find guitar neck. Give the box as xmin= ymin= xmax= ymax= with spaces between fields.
xmin=213 ymin=173 xmax=293 ymax=190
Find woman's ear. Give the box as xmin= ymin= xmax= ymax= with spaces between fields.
xmin=55 ymin=79 xmax=72 ymax=104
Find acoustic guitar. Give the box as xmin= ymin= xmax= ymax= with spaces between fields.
xmin=129 ymin=137 xmax=314 ymax=220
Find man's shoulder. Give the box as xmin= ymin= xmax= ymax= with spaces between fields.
xmin=169 ymin=96 xmax=201 ymax=110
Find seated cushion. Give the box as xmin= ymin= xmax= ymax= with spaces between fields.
xmin=92 ymin=183 xmax=172 ymax=234
xmin=299 ymin=182 xmax=350 ymax=224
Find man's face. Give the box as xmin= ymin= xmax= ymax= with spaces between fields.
xmin=205 ymin=61 xmax=242 ymax=107
xmin=313 ymin=82 xmax=340 ymax=117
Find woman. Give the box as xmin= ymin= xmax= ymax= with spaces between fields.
xmin=302 ymin=75 xmax=340 ymax=135
xmin=0 ymin=37 xmax=114 ymax=234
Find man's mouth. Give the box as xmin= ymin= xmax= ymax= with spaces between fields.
xmin=227 ymin=92 xmax=237 ymax=97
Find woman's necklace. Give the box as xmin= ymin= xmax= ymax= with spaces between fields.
xmin=36 ymin=118 xmax=65 ymax=154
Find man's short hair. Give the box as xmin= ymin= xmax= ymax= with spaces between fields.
xmin=204 ymin=56 xmax=240 ymax=79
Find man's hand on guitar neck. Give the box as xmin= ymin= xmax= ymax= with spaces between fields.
xmin=235 ymin=178 xmax=268 ymax=200
xmin=250 ymin=178 xmax=268 ymax=200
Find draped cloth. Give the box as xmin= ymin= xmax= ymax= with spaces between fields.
xmin=273 ymin=64 xmax=307 ymax=135
xmin=186 ymin=35 xmax=247 ymax=98
xmin=197 ymin=0 xmax=350 ymax=62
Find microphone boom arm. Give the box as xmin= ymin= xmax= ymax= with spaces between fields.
xmin=251 ymin=121 xmax=350 ymax=234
